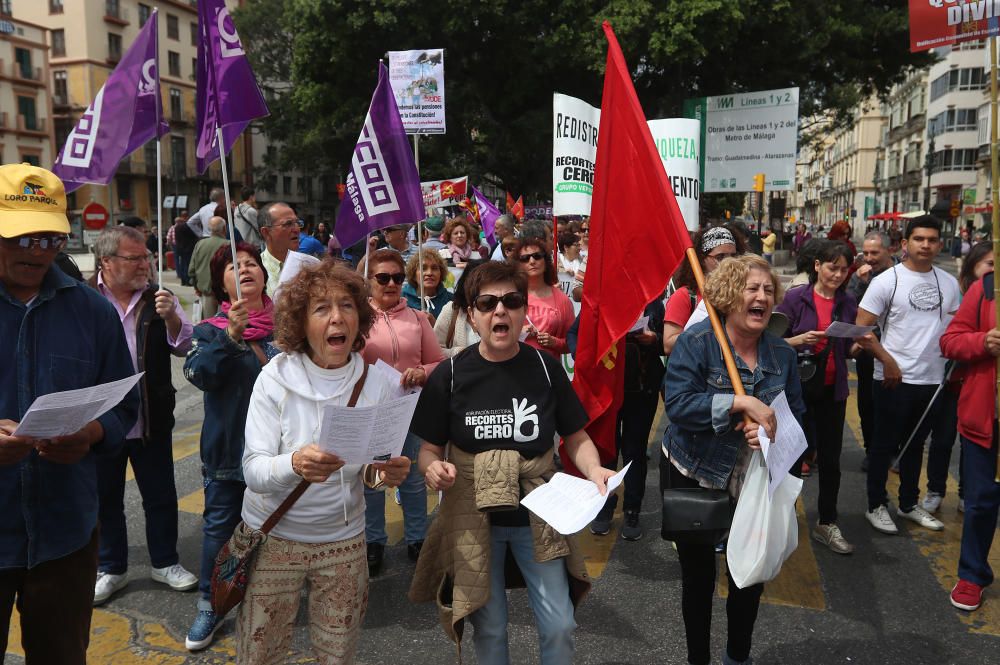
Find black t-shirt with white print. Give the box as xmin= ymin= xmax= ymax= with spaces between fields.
xmin=411 ymin=342 xmax=589 ymax=525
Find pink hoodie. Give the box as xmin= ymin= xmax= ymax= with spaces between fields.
xmin=362 ymin=297 xmax=445 ymax=374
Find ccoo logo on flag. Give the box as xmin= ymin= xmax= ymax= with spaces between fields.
xmin=215 ymin=7 xmax=245 ymax=58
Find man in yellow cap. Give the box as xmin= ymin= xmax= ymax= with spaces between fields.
xmin=0 ymin=164 xmax=139 ymax=663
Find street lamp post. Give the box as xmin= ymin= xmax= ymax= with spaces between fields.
xmin=924 ymin=134 xmax=936 ymax=213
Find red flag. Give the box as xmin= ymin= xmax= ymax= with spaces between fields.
xmin=506 ymin=191 xmax=515 ymax=212
xmin=511 ymin=196 xmax=525 ymax=221
xmin=562 ymin=21 xmax=692 ymax=474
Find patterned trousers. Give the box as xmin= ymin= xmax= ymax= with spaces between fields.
xmin=236 ymin=529 xmax=368 ymax=664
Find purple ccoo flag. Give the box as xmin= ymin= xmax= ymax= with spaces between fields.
xmin=195 ymin=0 xmax=269 ymax=174
xmin=472 ymin=185 xmax=501 ymax=245
xmin=335 ymin=63 xmax=424 ymax=249
xmin=52 ymin=10 xmax=169 ymax=193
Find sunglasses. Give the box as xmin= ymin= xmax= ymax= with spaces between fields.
xmin=373 ymin=272 xmax=405 ymax=285
xmin=472 ymin=292 xmax=526 ymax=313
xmin=3 ymin=235 xmax=68 ymax=251
xmin=518 ymin=251 xmax=546 ymax=263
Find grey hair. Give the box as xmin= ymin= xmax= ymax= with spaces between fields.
xmin=259 ymin=201 xmax=292 ymax=228
xmin=863 ymin=230 xmax=891 ymax=249
xmin=208 ymin=216 xmax=227 ymax=237
xmin=209 ymin=187 xmax=225 ymax=202
xmin=93 ymin=225 xmax=145 ymax=262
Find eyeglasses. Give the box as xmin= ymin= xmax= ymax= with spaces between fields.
xmin=111 ymin=252 xmax=152 ymax=264
xmin=272 ymin=219 xmax=304 ymax=230
xmin=518 ymin=251 xmax=546 ymax=263
xmin=373 ymin=272 xmax=405 ymax=285
xmin=580 ymin=227 xmax=590 ymax=234
xmin=472 ymin=292 xmax=526 ymax=312
xmin=2 ymin=235 xmax=68 ymax=251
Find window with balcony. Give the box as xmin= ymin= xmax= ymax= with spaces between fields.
xmin=171 ymin=136 xmax=186 ymax=178
xmin=935 ymin=148 xmax=978 ymax=171
xmin=930 ymin=68 xmax=986 ymax=100
xmin=929 ymin=108 xmax=977 ymax=136
xmin=1 ymin=0 xmax=11 ymax=15
xmin=168 ymin=51 xmax=180 ymax=77
xmin=15 ymin=48 xmax=33 ymax=80
xmin=191 ymin=58 xmax=197 ymax=80
xmin=105 ymin=0 xmax=120 ymax=19
xmin=18 ymin=96 xmax=37 ymax=131
xmin=167 ymin=14 xmax=179 ymax=40
xmin=49 ymin=0 xmax=63 ymax=13
xmin=169 ymin=88 xmax=182 ymax=120
xmin=52 ymin=29 xmax=66 ymax=57
xmin=283 ymin=176 xmax=292 ymax=195
xmin=53 ymin=70 xmax=67 ymax=104
xmin=138 ymin=3 xmax=150 ymax=27
xmin=108 ymin=33 xmax=122 ymax=62
xmin=145 ymin=141 xmax=158 ymax=175
xmin=190 ymin=22 xmax=198 ymax=46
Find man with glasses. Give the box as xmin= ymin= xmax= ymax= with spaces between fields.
xmin=88 ymin=225 xmax=196 ymax=605
xmin=383 ymin=223 xmax=417 ymax=263
xmin=0 ymin=164 xmax=139 ymax=663
xmin=489 ymin=214 xmax=517 ymax=260
xmin=259 ymin=201 xmax=301 ymax=295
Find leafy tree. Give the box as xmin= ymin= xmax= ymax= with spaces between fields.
xmin=235 ymin=0 xmax=931 ymax=201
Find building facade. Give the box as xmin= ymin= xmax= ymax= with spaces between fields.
xmin=819 ymin=100 xmax=886 ymax=236
xmin=0 ymin=9 xmax=56 ymax=171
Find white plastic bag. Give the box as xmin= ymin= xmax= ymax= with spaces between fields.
xmin=727 ymin=450 xmax=803 ymax=589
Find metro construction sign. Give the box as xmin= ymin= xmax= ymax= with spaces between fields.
xmin=909 ymin=1 xmax=1000 ymax=52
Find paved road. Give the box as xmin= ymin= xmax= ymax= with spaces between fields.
xmin=5 ymin=257 xmax=998 ymax=664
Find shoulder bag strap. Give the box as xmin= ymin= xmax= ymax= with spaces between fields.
xmin=445 ymin=306 xmax=459 ymax=347
xmin=259 ymin=363 xmax=369 ymax=534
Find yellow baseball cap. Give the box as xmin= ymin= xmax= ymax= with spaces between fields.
xmin=0 ymin=163 xmax=69 ymax=238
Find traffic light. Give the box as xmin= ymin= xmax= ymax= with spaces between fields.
xmin=752 ymin=173 xmax=765 ymax=192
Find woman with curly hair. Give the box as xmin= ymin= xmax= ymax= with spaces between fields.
xmin=235 ymin=260 xmax=411 ymax=664
xmin=662 ymin=254 xmax=804 ymax=665
xmin=444 ymin=216 xmax=475 ymax=266
xmin=402 ymin=250 xmax=453 ymax=325
xmin=510 ymin=238 xmax=575 ymax=358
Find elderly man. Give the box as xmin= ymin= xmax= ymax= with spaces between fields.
xmin=259 ymin=201 xmax=301 ymax=295
xmin=88 ymin=225 xmax=197 ymax=605
xmin=489 ymin=214 xmax=516 ymax=260
xmin=0 ymin=164 xmax=138 ymax=663
xmin=187 ymin=188 xmax=226 ymax=238
xmin=383 ymin=223 xmax=418 ymax=263
xmin=189 ymin=216 xmax=229 ymax=320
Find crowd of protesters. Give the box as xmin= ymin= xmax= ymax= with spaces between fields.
xmin=2 ymin=163 xmax=997 ymax=665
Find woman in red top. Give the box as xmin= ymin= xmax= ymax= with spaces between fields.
xmin=663 ymin=226 xmax=743 ymax=354
xmin=775 ymin=240 xmax=858 ymax=555
xmin=510 ymin=238 xmax=575 ymax=358
xmin=940 ymin=271 xmax=998 ymax=612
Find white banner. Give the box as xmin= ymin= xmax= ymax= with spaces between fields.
xmin=387 ymin=49 xmax=446 ymax=134
xmin=420 ymin=176 xmax=467 ymax=209
xmin=647 ymin=119 xmax=701 ymax=232
xmin=689 ymin=87 xmax=799 ymax=192
xmin=553 ymin=93 xmax=600 ymax=217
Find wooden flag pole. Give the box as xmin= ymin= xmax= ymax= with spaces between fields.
xmin=216 ymin=125 xmax=241 ymax=301
xmin=685 ymin=246 xmax=754 ymax=429
xmin=990 ymin=37 xmax=1000 ymax=482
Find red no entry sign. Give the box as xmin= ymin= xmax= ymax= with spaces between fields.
xmin=82 ymin=202 xmax=109 ymax=230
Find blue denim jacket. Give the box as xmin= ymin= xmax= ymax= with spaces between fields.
xmin=0 ymin=267 xmax=139 ymax=569
xmin=663 ymin=318 xmax=805 ymax=489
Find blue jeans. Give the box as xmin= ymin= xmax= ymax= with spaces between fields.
xmin=867 ymin=382 xmax=939 ymax=512
xmin=925 ymin=386 xmax=961 ymax=497
xmin=469 ymin=525 xmax=576 ymax=665
xmin=364 ymin=432 xmax=426 ymax=545
xmin=97 ymin=437 xmax=179 ymax=574
xmin=198 ymin=477 xmax=246 ymax=606
xmin=958 ymin=433 xmax=1000 ymax=587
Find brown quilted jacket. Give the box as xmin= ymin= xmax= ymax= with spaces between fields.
xmin=408 ymin=446 xmax=591 ymax=659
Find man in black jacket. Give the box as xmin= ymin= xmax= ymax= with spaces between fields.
xmin=88 ymin=225 xmax=198 ymax=605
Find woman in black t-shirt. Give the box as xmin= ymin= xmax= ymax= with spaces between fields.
xmin=409 ymin=261 xmax=614 ymax=665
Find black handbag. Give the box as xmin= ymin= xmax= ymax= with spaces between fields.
xmin=660 ymin=446 xmax=734 ymax=545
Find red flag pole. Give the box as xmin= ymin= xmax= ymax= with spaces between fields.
xmin=684 ymin=247 xmax=753 ymax=428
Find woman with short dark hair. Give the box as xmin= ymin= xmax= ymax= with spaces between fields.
xmin=236 ymin=260 xmax=410 ymax=663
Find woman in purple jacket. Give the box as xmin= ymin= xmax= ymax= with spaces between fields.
xmin=776 ymin=240 xmax=859 ymax=555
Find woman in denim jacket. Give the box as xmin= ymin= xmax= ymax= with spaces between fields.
xmin=661 ymin=255 xmax=805 ymax=665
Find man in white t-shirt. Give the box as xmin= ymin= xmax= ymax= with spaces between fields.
xmin=856 ymin=216 xmax=960 ymax=536
xmin=186 ymin=188 xmax=225 ymax=238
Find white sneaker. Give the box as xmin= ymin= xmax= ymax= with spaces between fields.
xmin=151 ymin=563 xmax=198 ymax=591
xmin=94 ymin=572 xmax=128 ymax=606
xmin=866 ymin=505 xmax=899 ymax=534
xmin=920 ymin=491 xmax=943 ymax=514
xmin=898 ymin=505 xmax=944 ymax=531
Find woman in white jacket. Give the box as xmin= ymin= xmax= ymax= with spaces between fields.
xmin=433 ymin=259 xmax=485 ymax=357
xmin=236 ymin=261 xmax=410 ymax=665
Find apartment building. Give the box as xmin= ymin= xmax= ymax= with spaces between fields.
xmin=0 ymin=7 xmax=56 ymax=171
xmin=875 ymin=69 xmax=928 ymax=218
xmin=819 ymin=100 xmax=885 ymax=236
xmin=13 ymin=0 xmax=252 ymax=227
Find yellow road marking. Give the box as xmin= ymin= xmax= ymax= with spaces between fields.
xmin=845 ymin=395 xmax=1000 ymax=636
xmin=125 ymin=424 xmax=202 ymax=482
xmin=385 ymin=487 xmax=440 ymax=545
xmin=177 ymin=489 xmax=204 ymax=516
